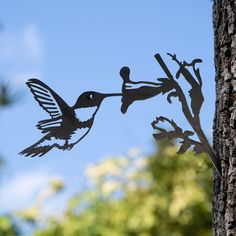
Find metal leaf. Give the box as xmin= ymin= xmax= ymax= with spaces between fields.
xmin=157 ymin=78 xmax=174 ymax=94
xmin=193 ymin=143 xmax=205 ymax=155
xmin=152 ymin=116 xmax=203 ymax=156
xmin=167 ymin=91 xmax=178 ymax=104
xmin=177 ymin=140 xmax=192 ymax=154
xmin=189 ymin=86 xmax=204 ymax=117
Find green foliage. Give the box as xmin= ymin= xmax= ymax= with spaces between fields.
xmin=0 ymin=156 xmax=5 ymax=169
xmin=0 ymin=79 xmax=22 ymax=235
xmin=0 ymin=216 xmax=19 ymax=236
xmin=17 ymin=177 xmax=65 ymax=225
xmin=0 ymin=81 xmax=20 ymax=107
xmin=0 ymin=78 xmax=22 ymax=236
xmin=27 ymin=141 xmax=212 ymax=236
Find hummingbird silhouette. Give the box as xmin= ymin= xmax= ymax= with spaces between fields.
xmin=19 ymin=79 xmax=122 ymax=157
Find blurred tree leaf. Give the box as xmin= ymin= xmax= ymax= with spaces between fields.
xmin=0 ymin=156 xmax=5 ymax=169
xmin=0 ymin=216 xmax=20 ymax=236
xmin=0 ymin=21 xmax=3 ymax=31
xmin=0 ymin=81 xmax=21 ymax=107
xmin=18 ymin=141 xmax=212 ymax=236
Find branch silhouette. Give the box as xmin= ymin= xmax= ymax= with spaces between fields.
xmin=151 ymin=116 xmax=204 ymax=155
xmin=119 ymin=53 xmax=221 ymax=177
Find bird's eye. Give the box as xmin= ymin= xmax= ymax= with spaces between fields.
xmin=86 ymin=94 xmax=93 ymax=100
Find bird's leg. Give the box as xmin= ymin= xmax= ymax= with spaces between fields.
xmin=67 ymin=142 xmax=75 ymax=150
xmin=60 ymin=139 xmax=70 ymax=151
xmin=62 ymin=139 xmax=75 ymax=151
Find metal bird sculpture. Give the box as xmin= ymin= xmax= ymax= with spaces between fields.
xmin=19 ymin=79 xmax=122 ymax=157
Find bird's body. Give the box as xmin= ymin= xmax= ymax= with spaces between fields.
xmin=20 ymin=79 xmax=121 ymax=157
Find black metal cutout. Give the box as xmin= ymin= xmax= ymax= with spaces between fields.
xmin=19 ymin=53 xmax=221 ymax=178
xmin=119 ymin=53 xmax=221 ymax=177
xmin=120 ymin=67 xmax=162 ymax=113
xmin=19 ymin=79 xmax=122 ymax=157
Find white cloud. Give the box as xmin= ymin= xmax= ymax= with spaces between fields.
xmin=22 ymin=24 xmax=43 ymax=63
xmin=12 ymin=71 xmax=42 ymax=86
xmin=0 ymin=24 xmax=44 ymax=85
xmin=0 ymin=170 xmax=49 ymax=212
xmin=0 ymin=24 xmax=43 ymax=63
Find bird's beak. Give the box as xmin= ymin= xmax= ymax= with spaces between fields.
xmin=101 ymin=93 xmax=123 ymax=98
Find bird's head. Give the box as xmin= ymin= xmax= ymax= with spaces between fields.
xmin=73 ymin=91 xmax=122 ymax=110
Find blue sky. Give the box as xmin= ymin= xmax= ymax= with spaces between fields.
xmin=0 ymin=0 xmax=215 ymax=213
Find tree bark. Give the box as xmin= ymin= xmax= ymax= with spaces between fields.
xmin=213 ymin=0 xmax=236 ymax=235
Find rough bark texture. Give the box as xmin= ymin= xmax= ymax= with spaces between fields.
xmin=213 ymin=0 xmax=236 ymax=235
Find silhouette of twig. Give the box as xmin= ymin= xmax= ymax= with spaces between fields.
xmin=153 ymin=54 xmax=221 ymax=176
xmin=119 ymin=53 xmax=221 ymax=177
xmin=151 ymin=116 xmax=204 ymax=155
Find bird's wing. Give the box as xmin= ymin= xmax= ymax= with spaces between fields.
xmin=26 ymin=79 xmax=69 ymax=119
xmin=36 ymin=117 xmax=63 ymax=133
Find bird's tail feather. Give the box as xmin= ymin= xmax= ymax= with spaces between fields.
xmin=19 ymin=144 xmax=54 ymax=157
xmin=19 ymin=135 xmax=55 ymax=157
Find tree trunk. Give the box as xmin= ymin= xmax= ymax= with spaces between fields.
xmin=213 ymin=0 xmax=236 ymax=235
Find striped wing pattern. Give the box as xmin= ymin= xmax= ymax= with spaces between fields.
xmin=26 ymin=79 xmax=69 ymax=119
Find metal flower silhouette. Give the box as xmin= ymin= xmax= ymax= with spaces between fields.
xmin=119 ymin=53 xmax=221 ymax=177
xmin=19 ymin=79 xmax=121 ymax=157
xmin=119 ymin=66 xmax=162 ymax=113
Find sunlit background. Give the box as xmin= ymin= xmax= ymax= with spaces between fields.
xmin=0 ymin=1 xmax=215 ymax=235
